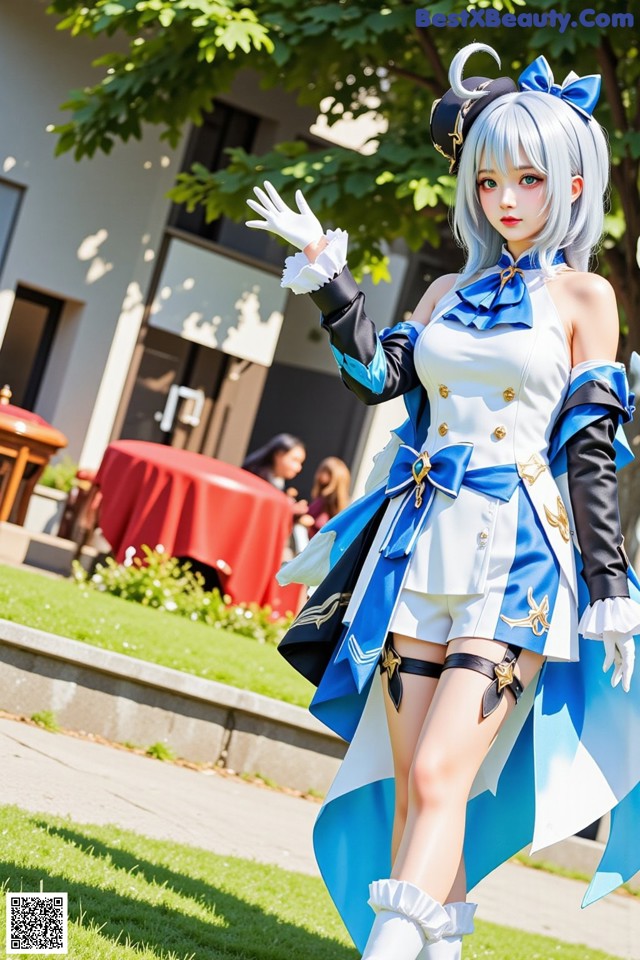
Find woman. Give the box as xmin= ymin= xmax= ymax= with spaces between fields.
xmin=243 ymin=431 xmax=310 ymax=514
xmin=307 ymin=456 xmax=351 ymax=537
xmin=246 ymin=44 xmax=640 ymax=959
xmin=242 ymin=432 xmax=307 ymax=492
xmin=243 ymin=433 xmax=311 ymax=556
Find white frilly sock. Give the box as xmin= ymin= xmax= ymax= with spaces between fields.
xmin=361 ymin=879 xmax=451 ymax=960
xmin=416 ymin=902 xmax=477 ymax=959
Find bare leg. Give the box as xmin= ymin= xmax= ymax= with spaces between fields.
xmin=391 ymin=636 xmax=543 ymax=901
xmin=362 ymin=635 xmax=534 ymax=959
xmin=384 ymin=636 xmax=467 ymax=903
xmin=384 ymin=636 xmax=445 ymax=862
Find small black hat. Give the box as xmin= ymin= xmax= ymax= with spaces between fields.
xmin=430 ymin=75 xmax=517 ymax=173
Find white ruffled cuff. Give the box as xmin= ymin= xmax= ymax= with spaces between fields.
xmin=578 ymin=596 xmax=640 ymax=643
xmin=368 ymin=879 xmax=451 ymax=941
xmin=281 ymin=228 xmax=349 ymax=294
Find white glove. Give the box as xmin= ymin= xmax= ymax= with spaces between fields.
xmin=603 ymin=631 xmax=635 ymax=693
xmin=245 ymin=180 xmax=325 ymax=251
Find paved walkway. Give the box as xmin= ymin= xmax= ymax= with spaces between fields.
xmin=1 ymin=716 xmax=638 ymax=959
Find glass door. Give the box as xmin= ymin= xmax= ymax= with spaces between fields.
xmin=117 ymin=326 xmax=267 ymax=465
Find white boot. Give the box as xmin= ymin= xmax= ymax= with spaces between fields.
xmin=416 ymin=902 xmax=477 ymax=959
xmin=361 ymin=879 xmax=451 ymax=960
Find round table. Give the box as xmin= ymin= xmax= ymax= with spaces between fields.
xmin=94 ymin=441 xmax=301 ymax=611
xmin=0 ymin=405 xmax=68 ymax=524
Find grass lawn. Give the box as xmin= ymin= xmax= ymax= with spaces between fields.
xmin=0 ymin=804 xmax=624 ymax=960
xmin=0 ymin=564 xmax=314 ymax=708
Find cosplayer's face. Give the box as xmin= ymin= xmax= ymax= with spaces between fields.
xmin=476 ymin=152 xmax=547 ymax=259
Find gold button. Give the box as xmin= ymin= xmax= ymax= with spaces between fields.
xmin=503 ymin=387 xmax=516 ymax=402
xmin=478 ymin=529 xmax=489 ymax=546
xmin=493 ymin=425 xmax=507 ymax=440
xmin=438 ymin=422 xmax=449 ymax=437
xmin=439 ymin=384 xmax=450 ymax=398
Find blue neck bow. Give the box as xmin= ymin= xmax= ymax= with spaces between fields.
xmin=518 ymin=56 xmax=601 ymax=120
xmin=441 ymin=248 xmax=566 ymax=331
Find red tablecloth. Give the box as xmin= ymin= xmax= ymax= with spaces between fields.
xmin=94 ymin=440 xmax=301 ymax=611
xmin=0 ymin=404 xmax=49 ymax=426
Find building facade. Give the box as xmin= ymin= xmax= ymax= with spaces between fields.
xmin=0 ymin=0 xmax=446 ymax=500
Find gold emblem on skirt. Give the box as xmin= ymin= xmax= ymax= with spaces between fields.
xmin=517 ymin=452 xmax=547 ymax=485
xmin=500 ymin=587 xmax=551 ymax=636
xmin=544 ymin=496 xmax=571 ymax=542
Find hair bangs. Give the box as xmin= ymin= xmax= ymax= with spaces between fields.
xmin=475 ymin=101 xmax=548 ymax=183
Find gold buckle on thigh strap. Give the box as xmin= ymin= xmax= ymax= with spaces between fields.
xmin=380 ymin=639 xmax=443 ymax=711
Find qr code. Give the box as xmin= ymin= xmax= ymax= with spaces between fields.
xmin=6 ymin=893 xmax=68 ymax=954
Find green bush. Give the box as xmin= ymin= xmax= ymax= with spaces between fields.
xmin=39 ymin=456 xmax=79 ymax=493
xmin=72 ymin=546 xmax=293 ymax=645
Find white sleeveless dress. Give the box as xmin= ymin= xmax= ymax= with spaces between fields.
xmin=343 ymin=263 xmax=580 ymax=661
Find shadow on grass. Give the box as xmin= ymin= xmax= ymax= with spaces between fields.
xmin=2 ymin=817 xmax=357 ymax=960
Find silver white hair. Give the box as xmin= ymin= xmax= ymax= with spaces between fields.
xmin=449 ymin=47 xmax=610 ymax=282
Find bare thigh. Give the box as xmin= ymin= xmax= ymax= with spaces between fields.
xmin=383 ymin=634 xmax=447 ymax=786
xmin=383 ymin=635 xmax=446 ymax=861
xmin=391 ymin=635 xmax=544 ymax=895
xmin=414 ymin=635 xmax=543 ymax=784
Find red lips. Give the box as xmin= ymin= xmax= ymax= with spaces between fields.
xmin=500 ymin=217 xmax=522 ymax=225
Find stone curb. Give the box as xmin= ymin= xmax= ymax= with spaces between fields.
xmin=0 ymin=618 xmax=345 ymax=794
xmin=1 ymin=618 xmax=637 ymax=893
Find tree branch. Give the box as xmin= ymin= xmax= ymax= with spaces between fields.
xmin=413 ymin=27 xmax=449 ymax=90
xmin=386 ymin=63 xmax=439 ymax=94
xmin=595 ymin=37 xmax=626 ymax=132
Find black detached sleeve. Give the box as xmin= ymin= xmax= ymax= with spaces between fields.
xmin=309 ymin=267 xmax=421 ymax=406
xmin=564 ymin=382 xmax=629 ymax=604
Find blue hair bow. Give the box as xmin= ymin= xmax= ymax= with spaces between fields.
xmin=518 ymin=55 xmax=601 ymax=119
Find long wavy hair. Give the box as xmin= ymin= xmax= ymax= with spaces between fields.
xmin=310 ymin=456 xmax=351 ymax=518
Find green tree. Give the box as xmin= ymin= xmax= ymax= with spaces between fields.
xmin=48 ymin=0 xmax=640 ymax=546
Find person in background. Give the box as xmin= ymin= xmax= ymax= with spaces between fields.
xmin=243 ymin=432 xmax=310 ymax=557
xmin=307 ymin=456 xmax=351 ymax=537
xmin=242 ymin=432 xmax=309 ymax=517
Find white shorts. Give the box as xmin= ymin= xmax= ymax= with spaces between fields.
xmin=388 ymin=490 xmax=579 ymax=661
xmin=390 ymin=586 xmax=513 ymax=646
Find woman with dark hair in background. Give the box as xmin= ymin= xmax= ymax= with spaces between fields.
xmin=242 ymin=432 xmax=307 ymax=499
xmin=243 ymin=432 xmax=310 ymax=556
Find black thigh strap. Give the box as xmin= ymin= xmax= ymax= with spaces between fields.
xmin=380 ymin=641 xmax=443 ymax=711
xmin=441 ymin=646 xmax=523 ymax=718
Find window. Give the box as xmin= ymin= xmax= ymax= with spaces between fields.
xmin=170 ymin=103 xmax=284 ymax=267
xmin=0 ymin=287 xmax=63 ymax=410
